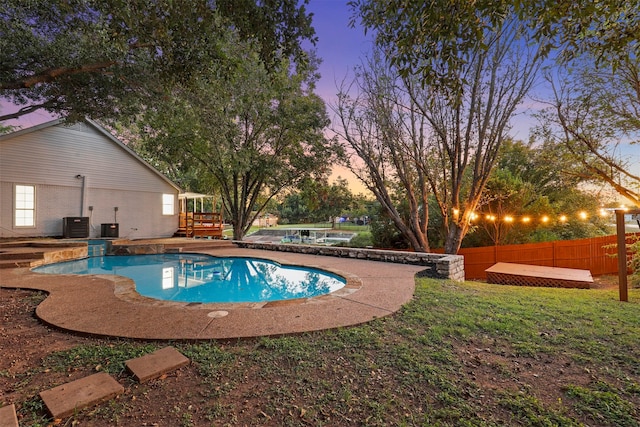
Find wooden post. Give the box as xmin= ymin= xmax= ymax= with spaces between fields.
xmin=615 ymin=209 xmax=628 ymax=302
xmin=616 ymin=208 xmax=640 ymax=302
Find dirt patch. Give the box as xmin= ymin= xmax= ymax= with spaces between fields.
xmin=590 ymin=274 xmax=620 ymax=289
xmin=0 ymin=288 xmax=215 ymax=426
xmin=1 ymin=276 xmax=637 ymax=426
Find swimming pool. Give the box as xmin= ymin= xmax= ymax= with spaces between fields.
xmin=33 ymin=254 xmax=346 ymax=303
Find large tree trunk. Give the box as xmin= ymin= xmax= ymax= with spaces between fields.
xmin=232 ymin=222 xmax=245 ymax=241
xmin=444 ymin=223 xmax=466 ymax=254
xmin=395 ymin=217 xmax=430 ymax=252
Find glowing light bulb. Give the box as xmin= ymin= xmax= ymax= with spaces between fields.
xmin=541 ymin=215 xmax=549 ymax=223
xmin=579 ymin=211 xmax=588 ymax=220
xmin=504 ymin=215 xmax=514 ymax=223
xmin=559 ymin=215 xmax=567 ymax=222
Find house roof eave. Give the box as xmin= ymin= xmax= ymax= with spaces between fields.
xmin=1 ymin=117 xmax=182 ymax=194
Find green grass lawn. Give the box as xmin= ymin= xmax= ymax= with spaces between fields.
xmin=17 ymin=279 xmax=640 ymax=426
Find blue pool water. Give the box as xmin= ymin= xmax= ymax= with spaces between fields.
xmin=33 ymin=254 xmax=346 ymax=303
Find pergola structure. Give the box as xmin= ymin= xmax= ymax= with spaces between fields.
xmin=179 ymin=192 xmax=218 ymax=214
xmin=177 ymin=192 xmax=224 ymax=239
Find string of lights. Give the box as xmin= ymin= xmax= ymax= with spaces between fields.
xmin=452 ymin=206 xmax=635 ymax=225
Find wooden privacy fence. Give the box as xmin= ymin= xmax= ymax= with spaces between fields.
xmin=459 ymin=233 xmax=639 ymax=280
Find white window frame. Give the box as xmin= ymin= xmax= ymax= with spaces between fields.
xmin=15 ymin=184 xmax=36 ymax=227
xmin=162 ymin=267 xmax=174 ymax=289
xmin=162 ymin=193 xmax=175 ymax=215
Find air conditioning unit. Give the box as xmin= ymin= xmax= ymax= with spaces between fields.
xmin=63 ymin=217 xmax=89 ymax=238
xmin=101 ymin=223 xmax=119 ymax=238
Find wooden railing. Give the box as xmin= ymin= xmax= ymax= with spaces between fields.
xmin=177 ymin=212 xmax=223 ymax=239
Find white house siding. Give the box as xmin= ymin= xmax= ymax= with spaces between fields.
xmin=83 ymin=187 xmax=178 ymax=239
xmin=0 ymin=121 xmax=179 ymax=238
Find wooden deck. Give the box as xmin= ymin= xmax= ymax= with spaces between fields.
xmin=176 ymin=212 xmax=223 ymax=239
xmin=485 ymin=262 xmax=593 ymax=289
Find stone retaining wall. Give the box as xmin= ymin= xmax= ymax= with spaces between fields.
xmin=234 ymin=241 xmax=465 ymax=282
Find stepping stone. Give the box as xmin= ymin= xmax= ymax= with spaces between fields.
xmin=125 ymin=346 xmax=190 ymax=383
xmin=39 ymin=372 xmax=124 ymax=419
xmin=0 ymin=404 xmax=19 ymax=427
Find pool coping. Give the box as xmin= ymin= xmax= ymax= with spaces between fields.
xmin=34 ymin=252 xmax=365 ymax=310
xmin=1 ymin=246 xmax=424 ymax=340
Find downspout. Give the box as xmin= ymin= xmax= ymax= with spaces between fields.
xmin=76 ymin=174 xmax=86 ymax=216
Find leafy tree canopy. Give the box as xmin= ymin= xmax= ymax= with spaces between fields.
xmin=130 ymin=33 xmax=335 ymax=240
xmin=299 ymin=177 xmax=354 ymax=224
xmin=0 ymin=121 xmax=13 ymax=135
xmin=462 ymin=140 xmax=611 ymax=247
xmin=277 ymin=192 xmax=310 ymax=225
xmin=0 ymin=0 xmax=316 ymax=123
xmin=537 ymin=52 xmax=640 ymax=207
xmin=349 ymin=0 xmax=639 ymax=93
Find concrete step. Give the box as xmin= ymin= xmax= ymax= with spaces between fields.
xmin=125 ymin=346 xmax=190 ymax=383
xmin=39 ymin=372 xmax=124 ymax=419
xmin=0 ymin=404 xmax=19 ymax=427
xmin=0 ymin=259 xmax=38 ymax=269
xmin=0 ymin=251 xmax=44 ymax=260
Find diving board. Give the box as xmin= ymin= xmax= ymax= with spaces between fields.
xmin=485 ymin=262 xmax=593 ymax=289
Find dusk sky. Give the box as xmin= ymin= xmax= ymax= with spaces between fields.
xmin=2 ymin=1 xmax=637 ymax=185
xmin=306 ymin=0 xmax=372 ymax=105
xmin=305 ymin=0 xmax=372 ymax=192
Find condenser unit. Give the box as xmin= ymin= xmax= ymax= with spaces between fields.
xmin=101 ymin=223 xmax=119 ymax=238
xmin=62 ymin=217 xmax=89 ymax=238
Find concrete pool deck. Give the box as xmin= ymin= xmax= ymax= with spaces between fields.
xmin=1 ymin=242 xmax=424 ymax=340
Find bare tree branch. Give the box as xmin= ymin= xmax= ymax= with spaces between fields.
xmin=0 ymin=100 xmax=60 ymax=121
xmin=1 ymin=62 xmax=117 ymax=90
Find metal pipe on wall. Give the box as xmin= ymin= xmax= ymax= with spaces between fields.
xmin=76 ymin=174 xmax=86 ymax=216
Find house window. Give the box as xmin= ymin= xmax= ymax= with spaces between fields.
xmin=162 ymin=194 xmax=175 ymax=215
xmin=15 ymin=184 xmax=35 ymax=227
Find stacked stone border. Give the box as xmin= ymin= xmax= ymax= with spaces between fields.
xmin=106 ymin=240 xmax=465 ymax=281
xmin=233 ymin=241 xmax=465 ymax=282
